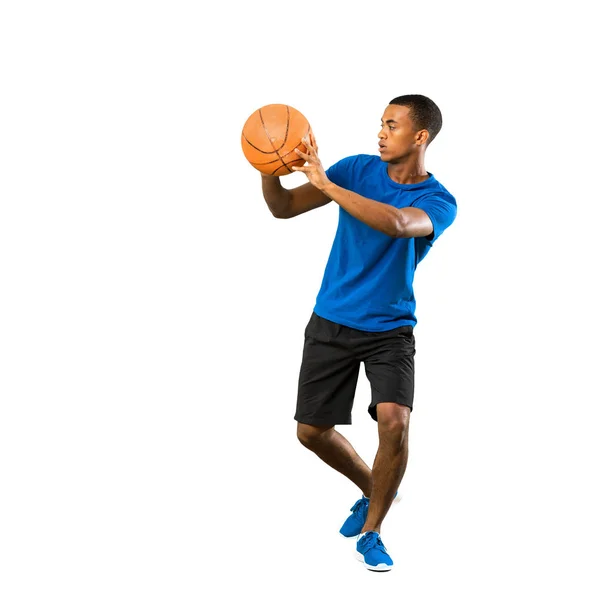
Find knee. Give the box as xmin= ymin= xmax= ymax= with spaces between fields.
xmin=297 ymin=422 xmax=333 ymax=449
xmin=377 ymin=404 xmax=410 ymax=444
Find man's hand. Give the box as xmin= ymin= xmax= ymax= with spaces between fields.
xmin=291 ymin=131 xmax=330 ymax=191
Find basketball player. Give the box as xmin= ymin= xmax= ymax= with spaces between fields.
xmin=260 ymin=95 xmax=457 ymax=571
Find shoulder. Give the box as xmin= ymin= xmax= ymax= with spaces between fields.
xmin=326 ymin=153 xmax=378 ymax=171
xmin=425 ymin=176 xmax=457 ymax=207
xmin=326 ymin=154 xmax=381 ymax=184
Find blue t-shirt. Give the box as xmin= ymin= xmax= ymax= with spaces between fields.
xmin=314 ymin=154 xmax=457 ymax=331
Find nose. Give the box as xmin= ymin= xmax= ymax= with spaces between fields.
xmin=378 ymin=127 xmax=386 ymax=140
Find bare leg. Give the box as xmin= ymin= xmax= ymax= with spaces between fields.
xmin=297 ymin=423 xmax=372 ymax=497
xmin=362 ymin=403 xmax=410 ymax=533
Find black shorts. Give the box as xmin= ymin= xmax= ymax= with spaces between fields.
xmin=294 ymin=312 xmax=416 ymax=426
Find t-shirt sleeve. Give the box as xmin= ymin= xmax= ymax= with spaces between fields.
xmin=411 ymin=194 xmax=457 ymax=243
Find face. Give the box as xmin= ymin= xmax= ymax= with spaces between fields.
xmin=378 ymin=104 xmax=428 ymax=162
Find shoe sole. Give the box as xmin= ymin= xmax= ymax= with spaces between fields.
xmin=355 ymin=551 xmax=393 ymax=571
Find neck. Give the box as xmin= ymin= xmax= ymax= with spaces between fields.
xmin=386 ymin=155 xmax=428 ymax=185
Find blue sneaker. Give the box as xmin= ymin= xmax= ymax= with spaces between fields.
xmin=339 ymin=495 xmax=370 ymax=538
xmin=339 ymin=491 xmax=399 ymax=538
xmin=356 ymin=531 xmax=393 ymax=571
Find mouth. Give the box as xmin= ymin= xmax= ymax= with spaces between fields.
xmin=378 ymin=144 xmax=386 ymax=153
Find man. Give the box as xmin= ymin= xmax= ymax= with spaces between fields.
xmin=260 ymin=95 xmax=457 ymax=571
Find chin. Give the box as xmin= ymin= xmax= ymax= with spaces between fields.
xmin=384 ymin=153 xmax=408 ymax=164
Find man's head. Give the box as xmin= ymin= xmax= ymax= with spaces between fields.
xmin=378 ymin=95 xmax=442 ymax=162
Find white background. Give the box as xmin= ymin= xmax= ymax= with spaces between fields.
xmin=1 ymin=0 xmax=599 ymax=598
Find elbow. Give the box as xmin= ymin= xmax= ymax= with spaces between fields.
xmin=391 ymin=214 xmax=407 ymax=238
xmin=270 ymin=207 xmax=291 ymax=219
xmin=266 ymin=198 xmax=292 ymax=219
xmin=390 ymin=213 xmax=434 ymax=239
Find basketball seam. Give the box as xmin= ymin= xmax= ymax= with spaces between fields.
xmin=272 ymin=124 xmax=311 ymax=175
xmin=251 ymin=141 xmax=306 ymax=175
xmin=242 ymin=106 xmax=289 ymax=155
xmin=249 ymin=139 xmax=307 ymax=166
xmin=242 ymin=134 xmax=278 ymax=155
xmin=259 ymin=106 xmax=289 ymax=154
xmin=260 ymin=106 xmax=294 ymax=173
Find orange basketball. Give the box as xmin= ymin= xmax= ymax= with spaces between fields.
xmin=241 ymin=104 xmax=311 ymax=176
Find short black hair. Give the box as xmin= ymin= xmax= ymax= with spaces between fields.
xmin=389 ymin=94 xmax=442 ymax=145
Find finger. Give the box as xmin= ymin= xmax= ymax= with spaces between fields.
xmin=302 ymin=136 xmax=314 ymax=154
xmin=294 ymin=148 xmax=310 ymax=160
xmin=310 ymin=130 xmax=319 ymax=153
xmin=291 ymin=166 xmax=309 ymax=172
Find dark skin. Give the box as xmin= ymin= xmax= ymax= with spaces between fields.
xmin=262 ymin=104 xmax=434 ymax=236
xmin=261 ymin=103 xmax=432 ymax=534
xmin=297 ymin=405 xmax=410 ymax=534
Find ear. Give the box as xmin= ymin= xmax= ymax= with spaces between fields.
xmin=415 ymin=129 xmax=429 ymax=146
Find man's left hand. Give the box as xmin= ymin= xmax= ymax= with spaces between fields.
xmin=291 ymin=131 xmax=330 ymax=191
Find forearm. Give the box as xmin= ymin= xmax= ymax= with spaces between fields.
xmin=261 ymin=174 xmax=291 ymax=218
xmin=322 ymin=182 xmax=401 ymax=237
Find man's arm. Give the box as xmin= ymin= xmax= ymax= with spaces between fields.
xmin=320 ymin=182 xmax=433 ymax=238
xmin=261 ymin=174 xmax=332 ymax=219
xmin=290 ymin=135 xmax=433 ymax=238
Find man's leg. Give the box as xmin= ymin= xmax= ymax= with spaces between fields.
xmin=297 ymin=423 xmax=372 ymax=498
xmin=361 ymin=403 xmax=410 ymax=533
